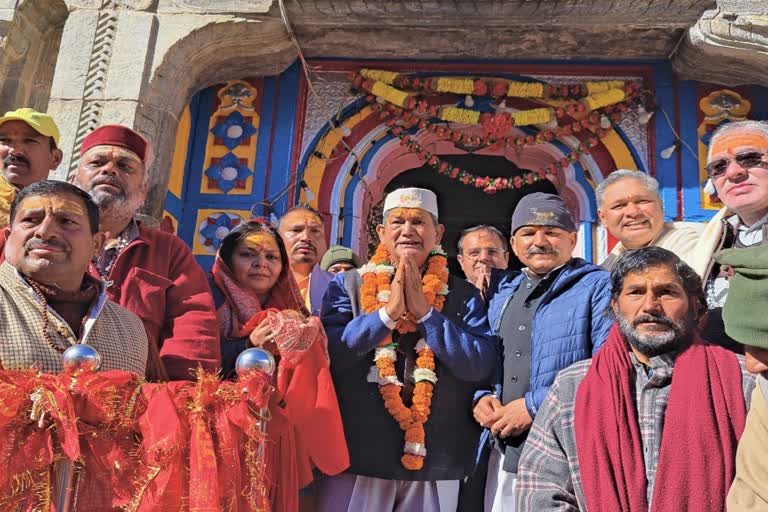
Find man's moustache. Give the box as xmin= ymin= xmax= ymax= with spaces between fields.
xmin=3 ymin=154 xmax=29 ymax=167
xmin=294 ymin=243 xmax=315 ymax=251
xmin=91 ymin=176 xmax=123 ymax=191
xmin=26 ymin=239 xmax=68 ymax=252
xmin=527 ymin=246 xmax=557 ymax=256
xmin=632 ymin=313 xmax=675 ymax=329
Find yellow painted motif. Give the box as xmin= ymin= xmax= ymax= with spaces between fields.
xmin=167 ymin=106 xmax=191 ymax=199
xmin=201 ymin=80 xmax=260 ymax=196
xmin=600 ymin=130 xmax=639 ymax=172
xmin=301 ymin=105 xmax=374 ymax=207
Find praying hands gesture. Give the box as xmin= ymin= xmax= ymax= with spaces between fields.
xmin=384 ymin=257 xmax=431 ymax=322
xmin=474 ymin=265 xmax=492 ymax=301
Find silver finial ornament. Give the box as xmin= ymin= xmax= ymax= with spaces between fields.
xmin=235 ymin=348 xmax=276 ymax=377
xmin=62 ymin=344 xmax=102 ymax=372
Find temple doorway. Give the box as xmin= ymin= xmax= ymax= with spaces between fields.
xmin=378 ymin=154 xmax=557 ymax=277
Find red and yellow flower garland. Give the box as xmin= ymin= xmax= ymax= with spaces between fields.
xmin=360 ymin=244 xmax=449 ymax=470
xmin=318 ymin=71 xmax=652 ymax=194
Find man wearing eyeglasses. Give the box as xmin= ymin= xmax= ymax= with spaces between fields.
xmin=690 ymin=120 xmax=768 ymax=352
xmin=457 ymin=225 xmax=510 ymax=291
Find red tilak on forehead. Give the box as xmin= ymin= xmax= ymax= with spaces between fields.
xmin=387 ymin=207 xmax=430 ymax=222
xmin=711 ymin=132 xmax=768 ymax=156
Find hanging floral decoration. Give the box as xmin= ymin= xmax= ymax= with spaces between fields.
xmin=342 ymin=69 xmax=653 ymax=194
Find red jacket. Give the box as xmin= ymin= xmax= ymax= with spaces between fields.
xmin=0 ymin=224 xmax=220 ymax=380
xmin=88 ymin=224 xmax=221 ymax=380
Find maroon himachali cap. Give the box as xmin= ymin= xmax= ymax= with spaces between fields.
xmin=79 ymin=125 xmax=152 ymax=167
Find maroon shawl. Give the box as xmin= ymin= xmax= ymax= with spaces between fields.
xmin=575 ymin=324 xmax=747 ymax=511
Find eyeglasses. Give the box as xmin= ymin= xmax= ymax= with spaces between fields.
xmin=463 ymin=248 xmax=507 ymax=260
xmin=705 ymin=150 xmax=768 ymax=179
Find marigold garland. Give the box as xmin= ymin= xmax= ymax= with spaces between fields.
xmin=584 ymin=88 xmax=626 ymax=111
xmin=511 ymin=107 xmax=553 ymax=126
xmin=435 ymin=77 xmax=475 ymax=95
xmin=586 ymin=79 xmax=626 ymax=95
xmin=360 ymin=68 xmax=399 ymax=85
xmin=333 ymin=71 xmax=652 ymax=194
xmin=370 ymin=81 xmax=410 ymax=108
xmin=507 ymin=81 xmax=545 ymax=98
xmin=360 ymin=244 xmax=449 ymax=470
xmin=440 ymin=106 xmax=481 ymax=125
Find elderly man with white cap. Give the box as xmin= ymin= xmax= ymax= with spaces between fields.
xmin=319 ymin=187 xmax=496 ymax=512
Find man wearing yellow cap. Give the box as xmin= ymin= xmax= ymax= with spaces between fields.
xmin=0 ymin=108 xmax=62 ymax=226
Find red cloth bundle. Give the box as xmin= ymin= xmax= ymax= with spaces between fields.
xmin=0 ymin=367 xmax=273 ymax=511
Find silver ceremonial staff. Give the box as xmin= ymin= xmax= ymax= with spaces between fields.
xmin=236 ymin=347 xmax=276 ymax=464
xmin=55 ymin=344 xmax=102 ymax=512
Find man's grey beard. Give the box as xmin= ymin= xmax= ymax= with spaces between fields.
xmin=89 ymin=188 xmax=143 ymax=226
xmin=616 ymin=309 xmax=693 ymax=358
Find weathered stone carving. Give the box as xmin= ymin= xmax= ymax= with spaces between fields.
xmin=673 ymin=6 xmax=768 ymax=86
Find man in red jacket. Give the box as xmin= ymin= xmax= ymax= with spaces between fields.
xmin=70 ymin=124 xmax=220 ymax=380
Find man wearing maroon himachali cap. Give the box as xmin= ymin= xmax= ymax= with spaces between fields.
xmin=71 ymin=124 xmax=221 ymax=381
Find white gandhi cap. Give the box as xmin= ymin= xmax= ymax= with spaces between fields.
xmin=382 ymin=187 xmax=439 ymax=218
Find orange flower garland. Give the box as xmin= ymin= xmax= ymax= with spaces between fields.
xmin=360 ymin=244 xmax=449 ymax=470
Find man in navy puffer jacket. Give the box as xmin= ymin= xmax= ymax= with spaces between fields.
xmin=475 ymin=192 xmax=612 ymax=512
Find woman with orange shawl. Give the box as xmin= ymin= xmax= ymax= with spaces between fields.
xmin=210 ymin=219 xmax=349 ymax=512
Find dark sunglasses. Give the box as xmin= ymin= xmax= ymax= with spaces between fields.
xmin=706 ymin=150 xmax=768 ymax=179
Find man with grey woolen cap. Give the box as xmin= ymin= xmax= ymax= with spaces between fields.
xmin=474 ymin=192 xmax=613 ymax=511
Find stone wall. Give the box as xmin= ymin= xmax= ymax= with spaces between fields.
xmin=0 ymin=0 xmax=68 ymax=111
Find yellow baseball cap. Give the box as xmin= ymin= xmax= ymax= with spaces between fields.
xmin=0 ymin=108 xmax=60 ymax=147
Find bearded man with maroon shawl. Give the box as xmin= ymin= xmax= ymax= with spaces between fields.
xmin=517 ymin=247 xmax=754 ymax=512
